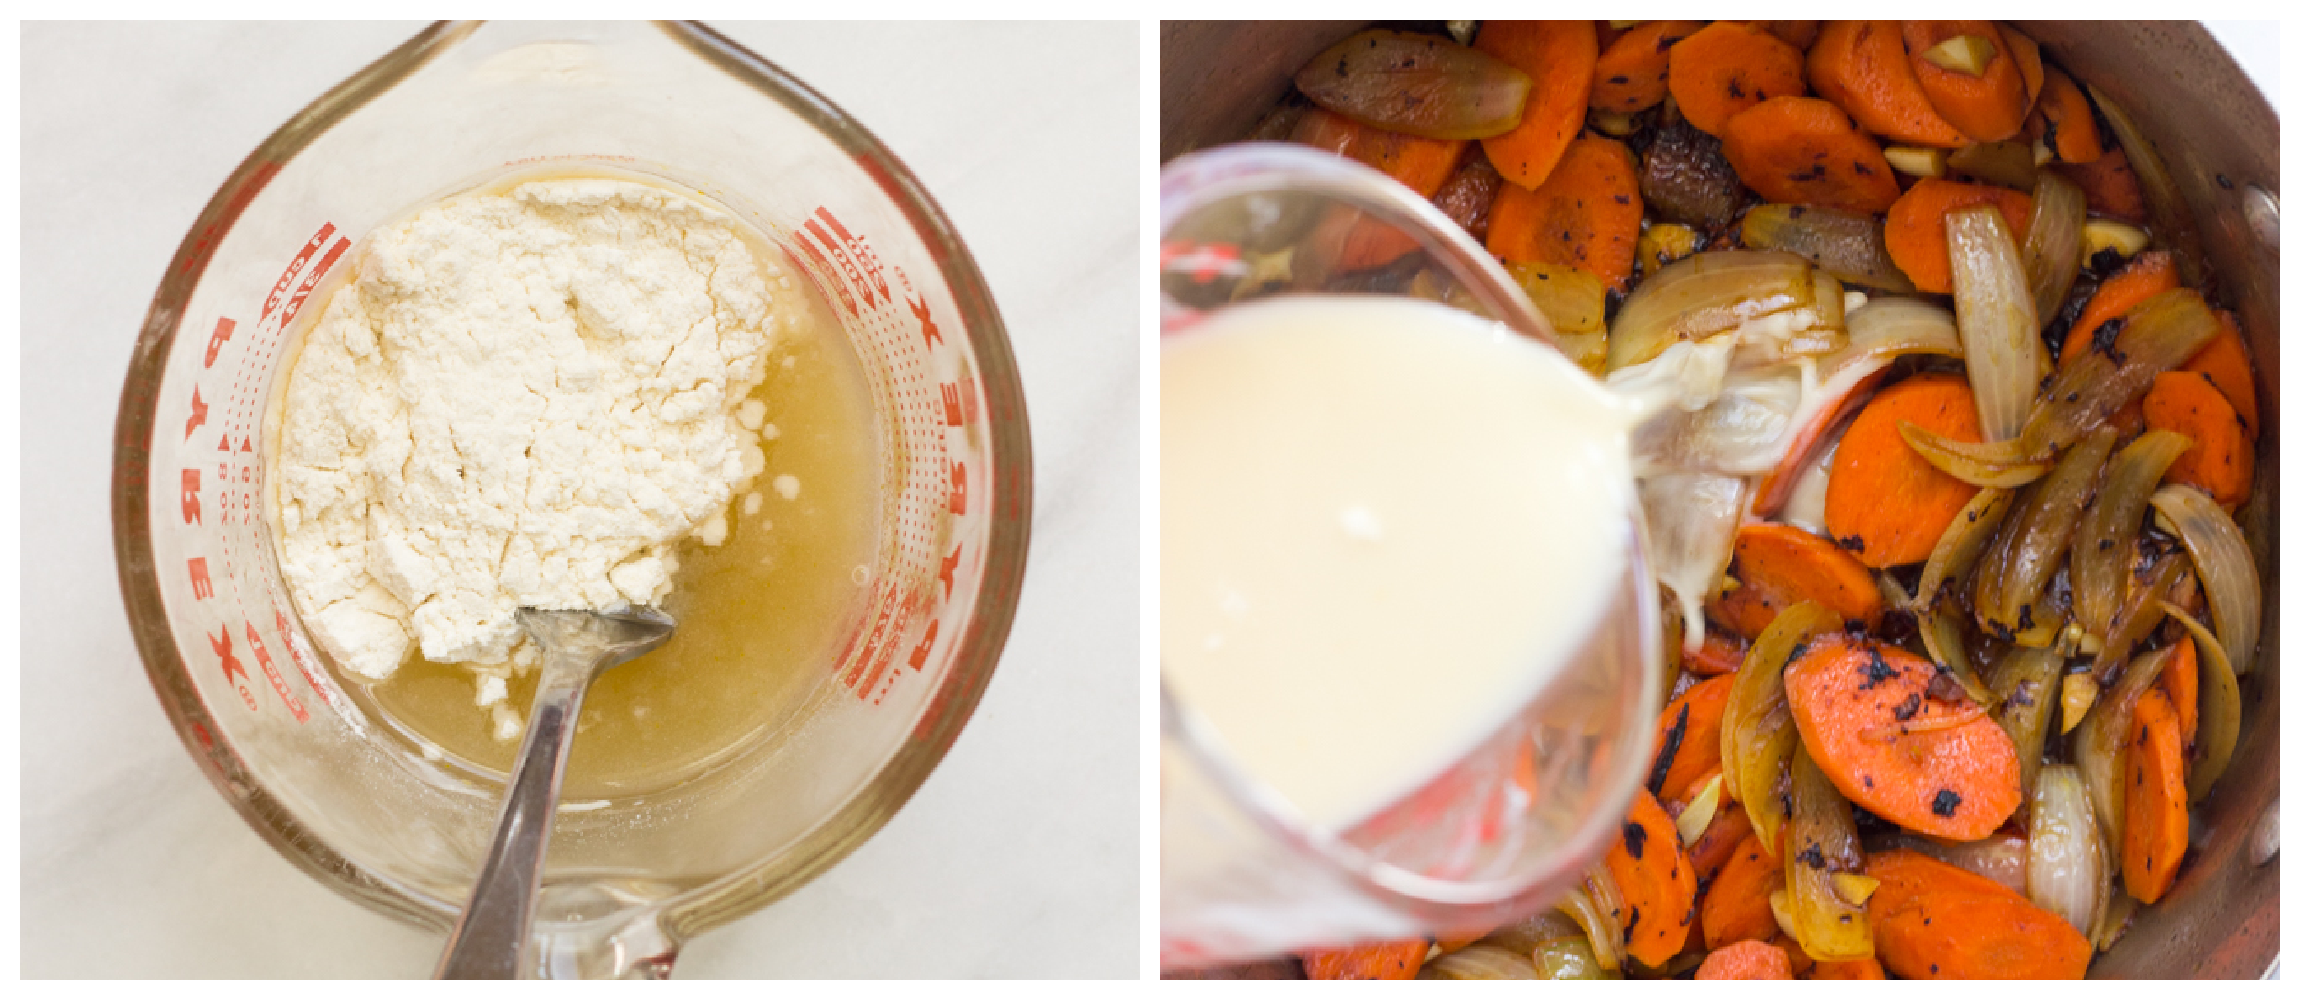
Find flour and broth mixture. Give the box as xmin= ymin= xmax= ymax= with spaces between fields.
xmin=270 ymin=169 xmax=880 ymax=799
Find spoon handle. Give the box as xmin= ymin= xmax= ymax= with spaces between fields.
xmin=435 ymin=662 xmax=591 ymax=979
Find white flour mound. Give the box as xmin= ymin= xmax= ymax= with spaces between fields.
xmin=276 ymin=177 xmax=786 ymax=681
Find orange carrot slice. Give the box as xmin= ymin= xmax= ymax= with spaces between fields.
xmin=1687 ymin=801 xmax=1754 ymax=884
xmin=1669 ymin=21 xmax=1808 ymax=136
xmin=1719 ymin=96 xmax=1902 ymax=216
xmin=1475 ymin=21 xmax=1599 ymax=190
xmin=1752 ymin=21 xmax=1822 ymax=51
xmin=1708 ymin=523 xmax=1886 ymax=640
xmin=1702 ymin=831 xmax=1783 ymax=949
xmin=1866 ymin=850 xmax=2091 ymax=979
xmin=1592 ymin=20 xmax=1701 ymax=115
xmin=2143 ymin=370 xmax=2254 ymax=508
xmin=2182 ymin=311 xmax=2258 ymax=439
xmin=1486 ymin=135 xmax=1642 ymax=290
xmin=2000 ymin=25 xmax=2046 ymax=116
xmin=2059 ymin=250 xmax=2179 ymax=361
xmin=1811 ymin=957 xmax=1889 ymax=979
xmin=1696 ymin=940 xmax=1794 ymax=979
xmin=1687 ymin=632 xmax=1747 ymax=677
xmin=1783 ymin=634 xmax=2021 ymax=841
xmin=1291 ymin=105 xmax=1468 ymax=197
xmin=1883 ymin=177 xmax=2034 ymax=294
xmin=1903 ymin=21 xmax=2029 ymax=142
xmin=2157 ymin=635 xmax=2199 ymax=748
xmin=2027 ymin=66 xmax=2104 ymax=164
xmin=1807 ymin=20 xmax=1969 ymax=148
xmin=1824 ymin=374 xmax=1985 ymax=568
xmin=1605 ymin=785 xmax=1698 ymax=967
xmin=1651 ymin=674 xmax=1736 ymax=803
xmin=1301 ymin=940 xmax=1428 ymax=979
xmin=2062 ymin=147 xmax=2146 ymax=223
xmin=2122 ymin=686 xmax=2190 ymax=904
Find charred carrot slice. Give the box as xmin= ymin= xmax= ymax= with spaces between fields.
xmin=1807 ymin=20 xmax=1969 ymax=148
xmin=1651 ymin=673 xmax=1736 ymax=803
xmin=2058 ymin=250 xmax=2179 ymax=361
xmin=2000 ymin=25 xmax=2046 ymax=116
xmin=1751 ymin=21 xmax=1821 ymax=51
xmin=1708 ymin=523 xmax=1886 ymax=640
xmin=1668 ymin=21 xmax=1808 ymax=136
xmin=1428 ymin=146 xmax=1505 ymax=243
xmin=1867 ymin=850 xmax=2090 ymax=979
xmin=2144 ymin=370 xmax=2254 ymax=508
xmin=1702 ymin=831 xmax=1783 ymax=949
xmin=1605 ymin=785 xmax=1698 ymax=967
xmin=1883 ymin=177 xmax=2034 ymax=294
xmin=1718 ymin=97 xmax=1902 ymax=216
xmin=2157 ymin=635 xmax=2199 ymax=748
xmin=2181 ymin=311 xmax=2259 ymax=439
xmin=1475 ymin=21 xmax=1599 ymax=190
xmin=1783 ymin=634 xmax=2022 ymax=841
xmin=1687 ymin=632 xmax=1747 ymax=676
xmin=1696 ymin=939 xmax=1794 ymax=979
xmin=2027 ymin=66 xmax=2104 ymax=164
xmin=2062 ymin=147 xmax=2146 ymax=223
xmin=1301 ymin=940 xmax=1428 ymax=979
xmin=1811 ymin=957 xmax=1889 ymax=979
xmin=1486 ymin=134 xmax=1642 ymax=290
xmin=1824 ymin=374 xmax=1985 ymax=568
xmin=1903 ymin=21 xmax=2029 ymax=143
xmin=2122 ymin=686 xmax=2190 ymax=904
xmin=1592 ymin=20 xmax=1701 ymax=115
xmin=1686 ymin=801 xmax=1755 ymax=886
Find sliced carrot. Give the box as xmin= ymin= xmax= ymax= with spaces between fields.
xmin=1291 ymin=106 xmax=1468 ymax=197
xmin=1811 ymin=957 xmax=1889 ymax=979
xmin=1824 ymin=374 xmax=1985 ymax=568
xmin=2182 ymin=311 xmax=2259 ymax=439
xmin=1868 ymin=850 xmax=2090 ymax=978
xmin=1475 ymin=21 xmax=1600 ymax=190
xmin=2062 ymin=147 xmax=2146 ymax=223
xmin=1429 ymin=145 xmax=1504 ymax=243
xmin=2026 ymin=66 xmax=2104 ymax=164
xmin=1883 ymin=177 xmax=2034 ymax=294
xmin=2122 ymin=686 xmax=2190 ymax=904
xmin=2156 ymin=635 xmax=2199 ymax=748
xmin=1702 ymin=832 xmax=1783 ymax=950
xmin=1485 ymin=135 xmax=1642 ymax=290
xmin=1696 ymin=939 xmax=1794 ymax=979
xmin=1707 ymin=523 xmax=1886 ymax=640
xmin=1301 ymin=940 xmax=1428 ymax=979
xmin=1686 ymin=801 xmax=1754 ymax=886
xmin=2058 ymin=250 xmax=2180 ymax=361
xmin=1592 ymin=20 xmax=1701 ymax=115
xmin=1903 ymin=21 xmax=2029 ymax=142
xmin=1605 ymin=785 xmax=1698 ymax=967
xmin=2143 ymin=370 xmax=2253 ymax=508
xmin=1651 ymin=674 xmax=1736 ymax=803
xmin=1751 ymin=21 xmax=1821 ymax=51
xmin=1687 ymin=632 xmax=1747 ymax=677
xmin=2000 ymin=26 xmax=2045 ymax=116
xmin=1754 ymin=366 xmax=1891 ymax=520
xmin=1719 ymin=97 xmax=1902 ymax=216
xmin=1783 ymin=633 xmax=2022 ymax=841
xmin=1771 ymin=932 xmax=1816 ymax=976
xmin=1807 ymin=20 xmax=1969 ymax=148
xmin=1668 ymin=21 xmax=1808 ymax=136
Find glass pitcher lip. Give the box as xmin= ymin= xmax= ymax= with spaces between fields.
xmin=110 ymin=19 xmax=1033 ymax=944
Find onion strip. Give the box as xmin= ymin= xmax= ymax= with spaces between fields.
xmin=2072 ymin=644 xmax=2173 ymax=864
xmin=1918 ymin=487 xmax=2015 ymax=608
xmin=2158 ymin=603 xmax=2244 ymax=803
xmin=2091 ymin=552 xmax=2191 ymax=687
xmin=2027 ymin=764 xmax=2108 ymax=935
xmin=1973 ymin=428 xmax=2116 ymax=632
xmin=1987 ymin=645 xmax=2065 ymax=800
xmin=2021 ymin=288 xmax=2219 ymax=458
xmin=1721 ymin=601 xmax=1840 ymax=856
xmin=1784 ymin=745 xmax=1874 ymax=961
xmin=2090 ymin=86 xmax=2209 ymax=288
xmin=2071 ymin=430 xmax=2191 ymax=635
xmin=2150 ymin=484 xmax=2262 ymax=676
xmin=1900 ymin=421 xmax=2052 ymax=487
xmin=1946 ymin=204 xmax=2045 ymax=442
xmin=1608 ymin=250 xmax=1815 ymax=371
xmin=2022 ymin=171 xmax=2088 ymax=322
xmin=1420 ymin=944 xmax=1543 ymax=980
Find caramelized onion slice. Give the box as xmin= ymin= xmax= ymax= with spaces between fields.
xmin=2072 ymin=644 xmax=2172 ymax=862
xmin=2070 ymin=430 xmax=2190 ymax=636
xmin=2027 ymin=764 xmax=2108 ymax=935
xmin=1741 ymin=203 xmax=1918 ymax=294
xmin=1294 ymin=30 xmax=1534 ymax=140
xmin=1900 ymin=421 xmax=2052 ymax=488
xmin=1608 ymin=250 xmax=1815 ymax=371
xmin=1722 ymin=601 xmax=1839 ymax=856
xmin=1987 ymin=645 xmax=2063 ymax=800
xmin=1917 ymin=486 xmax=2015 ymax=608
xmin=2024 ymin=288 xmax=2218 ymax=457
xmin=1972 ymin=428 xmax=2114 ymax=632
xmin=2022 ymin=171 xmax=2087 ymax=321
xmin=2150 ymin=484 xmax=2262 ymax=677
xmin=2158 ymin=604 xmax=2243 ymax=804
xmin=1785 ymin=745 xmax=1875 ymax=961
xmin=1946 ymin=204 xmax=2044 ymax=443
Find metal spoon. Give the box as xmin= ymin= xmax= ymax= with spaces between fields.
xmin=436 ymin=606 xmax=677 ymax=979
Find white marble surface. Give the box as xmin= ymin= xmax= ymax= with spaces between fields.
xmin=21 ymin=21 xmax=1140 ymax=978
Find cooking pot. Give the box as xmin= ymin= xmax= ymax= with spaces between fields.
xmin=1159 ymin=20 xmax=2277 ymax=979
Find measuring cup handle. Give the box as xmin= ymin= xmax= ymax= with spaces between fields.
xmin=435 ymin=667 xmax=590 ymax=979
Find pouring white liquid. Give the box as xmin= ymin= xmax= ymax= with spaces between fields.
xmin=1162 ymin=294 xmax=1639 ymax=831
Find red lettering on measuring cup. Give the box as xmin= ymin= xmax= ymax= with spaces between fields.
xmin=939 ymin=544 xmax=962 ymax=598
xmin=245 ymin=622 xmax=308 ymax=723
xmin=802 ymin=217 xmax=875 ymax=311
xmin=788 ymin=233 xmax=855 ymax=316
xmin=278 ymin=236 xmax=351 ymax=331
xmin=185 ymin=386 xmax=208 ymax=440
xmin=947 ymin=459 xmax=967 ymax=515
xmin=181 ymin=469 xmax=202 ymax=525
xmin=845 ymin=584 xmax=907 ymax=696
xmin=909 ymin=296 xmax=942 ymax=349
xmin=189 ymin=558 xmax=214 ymax=599
xmin=939 ymin=383 xmax=965 ymax=427
xmin=264 ymin=224 xmax=337 ymax=321
xmin=815 ymin=208 xmax=888 ymax=307
xmin=906 ymin=618 xmax=939 ymax=670
xmin=211 ymin=627 xmax=252 ymax=696
xmin=203 ymin=317 xmax=237 ymax=368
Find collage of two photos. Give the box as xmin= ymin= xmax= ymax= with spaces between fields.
xmin=17 ymin=18 xmax=2281 ymax=980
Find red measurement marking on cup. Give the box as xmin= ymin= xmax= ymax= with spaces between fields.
xmin=909 ymin=296 xmax=941 ymax=348
xmin=264 ymin=224 xmax=337 ymax=321
xmin=181 ymin=469 xmax=202 ymax=525
xmin=245 ymin=621 xmax=308 ymax=723
xmin=275 ymin=609 xmax=347 ymax=716
xmin=189 ymin=558 xmax=214 ymax=600
xmin=1159 ymin=239 xmax=1244 ymax=282
xmin=278 ymin=235 xmax=351 ymax=333
xmin=211 ymin=627 xmax=258 ymax=712
xmin=203 ymin=317 xmax=236 ymax=368
xmin=947 ymin=459 xmax=967 ymax=514
xmin=185 ymin=386 xmax=208 ymax=440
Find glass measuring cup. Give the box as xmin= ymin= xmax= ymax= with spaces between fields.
xmin=110 ymin=21 xmax=1030 ymax=978
xmin=1158 ymin=144 xmax=1660 ymax=966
